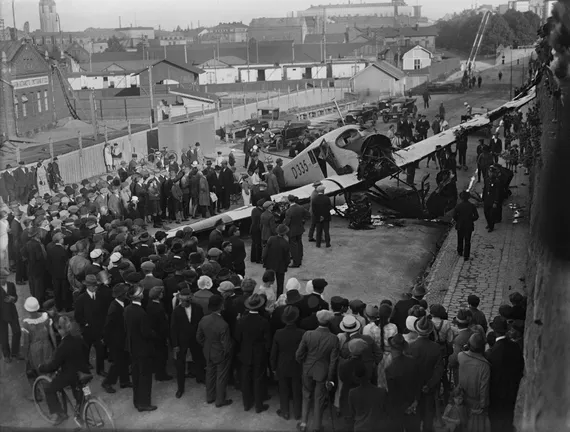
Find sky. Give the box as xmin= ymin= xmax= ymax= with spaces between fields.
xmin=5 ymin=0 xmax=505 ymax=31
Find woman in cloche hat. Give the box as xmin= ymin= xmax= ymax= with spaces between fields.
xmin=21 ymin=296 xmax=57 ymax=397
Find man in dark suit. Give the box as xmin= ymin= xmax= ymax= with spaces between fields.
xmin=0 ymin=269 xmax=22 ymax=361
xmin=219 ymin=160 xmax=234 ymax=210
xmin=205 ymin=164 xmax=221 ymax=215
xmin=250 ymin=200 xmax=264 ymax=264
xmin=9 ymin=208 xmax=26 ymax=285
xmin=386 ymin=334 xmax=421 ymax=432
xmin=24 ymin=227 xmax=48 ymax=305
xmin=124 ymin=286 xmax=157 ymax=412
xmin=262 ymin=224 xmax=290 ymax=297
xmin=74 ymin=274 xmax=108 ymax=376
xmin=490 ymin=134 xmax=502 ymax=163
xmin=171 ymin=288 xmax=205 ymax=398
xmin=299 ymin=278 xmax=329 ymax=320
xmin=295 ymin=309 xmax=339 ymax=432
xmin=208 ymin=219 xmax=225 ymax=250
xmin=284 ymin=195 xmax=310 ymax=267
xmin=46 ymin=232 xmax=71 ymax=312
xmin=235 ymin=294 xmax=272 ymax=413
xmin=407 ymin=316 xmax=444 ymax=432
xmin=260 ymin=201 xmax=277 ymax=248
xmin=196 ymin=295 xmax=233 ymax=408
xmin=390 ymin=283 xmax=426 ymax=334
xmin=12 ymin=162 xmax=29 ymax=202
xmin=488 ymin=316 xmax=524 ymax=432
xmin=102 ymin=283 xmax=132 ymax=394
xmin=139 ymin=261 xmax=163 ymax=308
xmin=311 ymin=185 xmax=332 ymax=248
xmin=271 ymin=305 xmax=305 ymax=421
xmin=39 ymin=316 xmax=90 ymax=425
xmin=483 ymin=166 xmax=502 ymax=232
xmin=146 ymin=287 xmax=173 ymax=382
xmin=453 ymin=191 xmax=479 ymax=261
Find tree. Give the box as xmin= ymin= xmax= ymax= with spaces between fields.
xmin=503 ymin=10 xmax=541 ymax=46
xmin=105 ymin=36 xmax=126 ymax=52
xmin=481 ymin=15 xmax=515 ymax=54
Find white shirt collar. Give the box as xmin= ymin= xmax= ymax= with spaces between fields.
xmin=249 ymin=311 xmax=259 ymax=314
xmin=115 ymin=299 xmax=124 ymax=307
xmin=495 ymin=335 xmax=507 ymax=342
xmin=132 ymin=301 xmax=142 ymax=306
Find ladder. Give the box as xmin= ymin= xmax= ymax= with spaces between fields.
xmin=466 ymin=10 xmax=492 ymax=77
xmin=52 ymin=64 xmax=80 ymax=120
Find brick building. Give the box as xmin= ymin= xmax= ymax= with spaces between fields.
xmin=0 ymin=40 xmax=67 ymax=137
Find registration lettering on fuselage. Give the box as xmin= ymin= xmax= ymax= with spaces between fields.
xmin=290 ymin=159 xmax=310 ymax=180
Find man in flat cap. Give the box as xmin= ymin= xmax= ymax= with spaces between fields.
xmin=171 ymin=288 xmax=206 ymax=399
xmin=284 ymin=194 xmax=310 ymax=268
xmin=146 ymin=286 xmax=172 ymax=383
xmin=295 ymin=309 xmax=340 ymax=432
xmin=139 ymin=261 xmax=163 ymax=308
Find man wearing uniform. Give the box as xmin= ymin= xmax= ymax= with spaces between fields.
xmin=483 ymin=167 xmax=502 ymax=233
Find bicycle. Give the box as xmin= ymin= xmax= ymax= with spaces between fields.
xmin=33 ymin=372 xmax=115 ymax=430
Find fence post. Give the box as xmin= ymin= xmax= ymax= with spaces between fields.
xmin=15 ymin=144 xmax=21 ymax=164
xmin=48 ymin=137 xmax=54 ymax=159
xmin=104 ymin=125 xmax=108 ymax=143
xmin=202 ymin=104 xmax=205 ymax=117
xmin=149 ymin=116 xmax=153 ymax=129
xmin=185 ymin=106 xmax=189 ymax=119
xmin=124 ymin=98 xmax=128 ymax=121
xmin=231 ymin=97 xmax=234 ymax=114
xmin=78 ymin=131 xmax=84 ymax=180
xmin=256 ymin=93 xmax=259 ymax=111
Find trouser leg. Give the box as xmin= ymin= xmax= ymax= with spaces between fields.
xmin=276 ymin=272 xmax=285 ymax=298
xmin=278 ymin=375 xmax=291 ymax=415
xmin=175 ymin=348 xmax=187 ymax=393
xmin=216 ymin=359 xmax=231 ymax=405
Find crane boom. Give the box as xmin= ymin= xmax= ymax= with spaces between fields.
xmin=466 ymin=11 xmax=492 ymax=77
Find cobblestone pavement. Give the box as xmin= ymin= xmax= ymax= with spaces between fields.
xmin=426 ymin=167 xmax=530 ymax=321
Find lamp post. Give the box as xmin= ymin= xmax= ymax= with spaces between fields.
xmin=510 ymin=50 xmax=513 ymax=99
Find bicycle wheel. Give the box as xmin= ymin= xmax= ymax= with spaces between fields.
xmin=83 ymin=397 xmax=116 ymax=431
xmin=32 ymin=375 xmax=68 ymax=424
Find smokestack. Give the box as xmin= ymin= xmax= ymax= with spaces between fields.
xmin=119 ymin=16 xmax=122 ymax=28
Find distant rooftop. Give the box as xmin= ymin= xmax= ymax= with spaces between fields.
xmin=115 ymin=27 xmax=154 ymax=31
xmin=306 ymin=1 xmax=407 ymax=9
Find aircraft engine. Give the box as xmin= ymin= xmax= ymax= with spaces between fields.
xmin=357 ymin=134 xmax=399 ymax=185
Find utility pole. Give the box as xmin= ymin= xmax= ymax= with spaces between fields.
xmin=322 ymin=7 xmax=327 ymax=63
xmin=510 ymin=50 xmax=513 ymax=99
xmin=148 ymin=65 xmax=155 ymax=123
xmin=89 ymin=90 xmax=98 ymax=139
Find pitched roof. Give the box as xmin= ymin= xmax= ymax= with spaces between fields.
xmin=0 ymin=40 xmax=24 ymax=63
xmin=249 ymin=17 xmax=305 ymax=28
xmin=212 ymin=22 xmax=248 ymax=29
xmin=217 ymin=55 xmax=246 ymax=65
xmin=373 ymin=25 xmax=439 ymax=39
xmin=132 ymin=59 xmax=204 ymax=76
xmin=403 ymin=45 xmax=433 ymax=56
xmin=353 ymin=61 xmax=405 ymax=81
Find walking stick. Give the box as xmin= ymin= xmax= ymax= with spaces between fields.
xmin=326 ymin=385 xmax=336 ymax=432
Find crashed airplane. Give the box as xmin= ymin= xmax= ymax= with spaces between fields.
xmin=166 ymin=86 xmax=536 ymax=237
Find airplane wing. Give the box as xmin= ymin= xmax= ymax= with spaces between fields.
xmin=165 ymin=173 xmax=360 ymax=238
xmin=393 ymin=86 xmax=536 ymax=168
xmin=166 ymin=87 xmax=536 ymax=238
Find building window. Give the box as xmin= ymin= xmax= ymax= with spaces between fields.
xmin=414 ymin=59 xmax=421 ymax=70
xmin=21 ymin=95 xmax=28 ymax=117
xmin=14 ymin=97 xmax=18 ymax=119
xmin=37 ymin=91 xmax=42 ymax=113
xmin=44 ymin=90 xmax=49 ymax=111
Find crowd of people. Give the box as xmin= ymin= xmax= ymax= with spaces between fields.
xmin=0 ymin=166 xmax=526 ymax=432
xmin=0 ymin=225 xmax=527 ymax=432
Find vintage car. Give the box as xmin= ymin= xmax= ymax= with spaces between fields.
xmin=381 ymin=98 xmax=418 ymax=123
xmin=247 ymin=108 xmax=309 ymax=150
xmin=343 ymin=107 xmax=379 ymax=125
